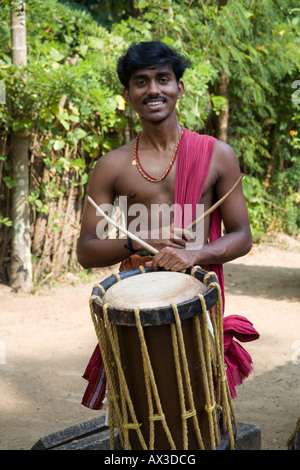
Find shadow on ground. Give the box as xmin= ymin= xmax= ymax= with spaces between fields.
xmin=224 ymin=263 xmax=300 ymax=302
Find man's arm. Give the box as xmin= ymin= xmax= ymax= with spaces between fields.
xmin=147 ymin=141 xmax=252 ymax=271
xmin=77 ymin=154 xmax=133 ymax=269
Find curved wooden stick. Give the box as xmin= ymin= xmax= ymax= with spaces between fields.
xmin=185 ymin=174 xmax=244 ymax=231
xmin=87 ymin=196 xmax=159 ymax=255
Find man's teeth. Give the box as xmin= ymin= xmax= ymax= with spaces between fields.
xmin=147 ymin=101 xmax=163 ymax=105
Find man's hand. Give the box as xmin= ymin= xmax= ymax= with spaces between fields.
xmin=145 ymin=246 xmax=197 ymax=271
xmin=132 ymin=225 xmax=195 ymax=252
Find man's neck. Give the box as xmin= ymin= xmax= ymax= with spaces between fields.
xmin=138 ymin=118 xmax=182 ymax=152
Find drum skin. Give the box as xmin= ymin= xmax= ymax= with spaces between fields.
xmin=92 ymin=267 xmax=220 ymax=450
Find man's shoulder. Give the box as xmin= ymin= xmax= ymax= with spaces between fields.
xmin=94 ymin=140 xmax=133 ymax=168
xmin=211 ymin=140 xmax=241 ymax=179
xmin=212 ymin=139 xmax=237 ymax=161
xmin=184 ymin=128 xmax=216 ymax=143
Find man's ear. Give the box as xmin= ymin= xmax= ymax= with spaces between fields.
xmin=177 ymin=80 xmax=184 ymax=99
xmin=123 ymin=87 xmax=131 ymax=104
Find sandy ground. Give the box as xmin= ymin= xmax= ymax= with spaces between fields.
xmin=0 ymin=233 xmax=299 ymax=451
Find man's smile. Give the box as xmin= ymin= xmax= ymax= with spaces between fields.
xmin=144 ymin=98 xmax=166 ymax=108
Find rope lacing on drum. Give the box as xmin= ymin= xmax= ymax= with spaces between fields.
xmin=134 ymin=307 xmax=176 ymax=450
xmin=199 ymin=269 xmax=238 ymax=448
xmin=89 ymin=265 xmax=237 ymax=450
xmin=170 ymin=303 xmax=206 ymax=450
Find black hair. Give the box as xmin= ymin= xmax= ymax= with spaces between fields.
xmin=117 ymin=41 xmax=191 ymax=89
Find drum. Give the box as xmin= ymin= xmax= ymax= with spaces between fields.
xmin=90 ymin=266 xmax=235 ymax=450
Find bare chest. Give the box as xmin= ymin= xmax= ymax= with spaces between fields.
xmin=113 ymin=145 xmax=216 ymax=236
xmin=115 ymin=165 xmax=175 ymax=209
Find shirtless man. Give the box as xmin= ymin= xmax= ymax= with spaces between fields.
xmin=77 ymin=41 xmax=252 ymax=273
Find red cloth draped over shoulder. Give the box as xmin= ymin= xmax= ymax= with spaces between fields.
xmin=174 ymin=128 xmax=224 ymax=306
xmin=174 ymin=129 xmax=259 ymax=398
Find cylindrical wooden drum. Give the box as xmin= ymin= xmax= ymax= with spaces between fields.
xmin=90 ymin=267 xmax=232 ymax=450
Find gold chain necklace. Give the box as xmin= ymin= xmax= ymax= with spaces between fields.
xmin=131 ymin=125 xmax=184 ymax=183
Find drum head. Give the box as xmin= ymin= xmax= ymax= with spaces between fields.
xmin=103 ymin=271 xmax=206 ymax=309
xmin=92 ymin=267 xmax=218 ymax=326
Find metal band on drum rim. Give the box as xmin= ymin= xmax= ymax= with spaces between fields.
xmin=91 ymin=267 xmax=219 ymax=327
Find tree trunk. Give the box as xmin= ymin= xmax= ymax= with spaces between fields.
xmin=11 ymin=1 xmax=27 ymax=66
xmin=167 ymin=0 xmax=174 ymax=22
xmin=9 ymin=1 xmax=32 ymax=292
xmin=32 ymin=165 xmax=50 ymax=256
xmin=10 ymin=132 xmax=32 ymax=292
xmin=215 ymin=72 xmax=229 ymax=143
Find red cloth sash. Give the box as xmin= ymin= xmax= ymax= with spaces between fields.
xmin=174 ymin=129 xmax=259 ymax=398
xmin=174 ymin=128 xmax=224 ymax=307
xmin=81 ymin=128 xmax=259 ymax=409
xmin=223 ymin=315 xmax=259 ymax=398
xmin=81 ymin=344 xmax=106 ymax=410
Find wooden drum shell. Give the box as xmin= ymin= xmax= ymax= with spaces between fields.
xmin=91 ymin=267 xmax=220 ymax=450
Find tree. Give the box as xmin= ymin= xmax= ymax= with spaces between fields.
xmin=9 ymin=1 xmax=32 ymax=292
xmin=0 ymin=0 xmax=298 ymax=287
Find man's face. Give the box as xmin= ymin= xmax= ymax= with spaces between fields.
xmin=123 ymin=64 xmax=184 ymax=124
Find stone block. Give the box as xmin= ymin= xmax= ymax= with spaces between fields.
xmin=31 ymin=419 xmax=260 ymax=450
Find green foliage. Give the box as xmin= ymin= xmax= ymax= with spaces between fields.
xmin=242 ymin=175 xmax=270 ymax=241
xmin=0 ymin=0 xmax=299 ymax=259
xmin=0 ymin=0 xmax=129 ymax=227
xmin=0 ymin=216 xmax=12 ymax=227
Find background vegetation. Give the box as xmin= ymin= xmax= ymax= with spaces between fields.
xmin=0 ymin=0 xmax=299 ymax=288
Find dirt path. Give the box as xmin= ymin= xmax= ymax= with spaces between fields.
xmin=0 ymin=234 xmax=299 ymax=450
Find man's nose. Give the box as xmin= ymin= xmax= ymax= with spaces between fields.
xmin=147 ymin=80 xmax=160 ymax=95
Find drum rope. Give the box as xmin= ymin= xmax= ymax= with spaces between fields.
xmin=134 ymin=308 xmax=177 ymax=450
xmin=110 ymin=321 xmax=132 ymax=450
xmin=102 ymin=305 xmax=148 ymax=450
xmin=89 ymin=296 xmax=120 ymax=448
xmin=89 ymin=297 xmax=148 ymax=450
xmin=286 ymin=418 xmax=300 ymax=448
xmin=171 ymin=304 xmax=206 ymax=450
xmin=200 ymin=274 xmax=237 ymax=449
xmin=89 ymin=267 xmax=237 ymax=450
xmin=194 ymin=296 xmax=219 ymax=448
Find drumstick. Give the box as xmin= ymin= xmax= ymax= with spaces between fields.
xmin=87 ymin=196 xmax=159 ymax=255
xmin=185 ymin=174 xmax=244 ymax=231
